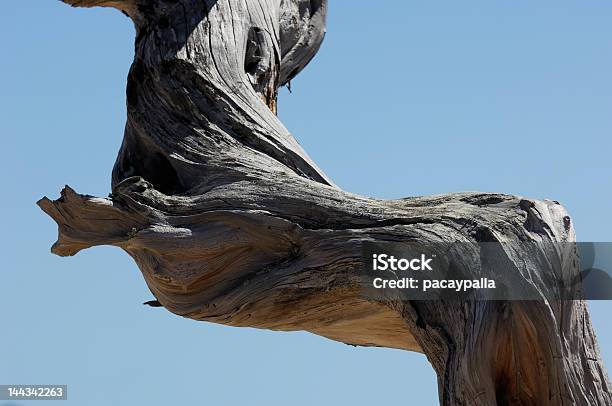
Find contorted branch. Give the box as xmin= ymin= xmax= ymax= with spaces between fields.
xmin=41 ymin=1 xmax=611 ymax=404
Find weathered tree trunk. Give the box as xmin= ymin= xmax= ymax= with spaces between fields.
xmin=41 ymin=1 xmax=611 ymax=404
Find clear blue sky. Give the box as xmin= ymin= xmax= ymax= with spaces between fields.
xmin=1 ymin=1 xmax=611 ymax=405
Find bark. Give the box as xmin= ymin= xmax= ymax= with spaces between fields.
xmin=41 ymin=1 xmax=611 ymax=404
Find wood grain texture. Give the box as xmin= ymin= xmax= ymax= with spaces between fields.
xmin=44 ymin=1 xmax=611 ymax=404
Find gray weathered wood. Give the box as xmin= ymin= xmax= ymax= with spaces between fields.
xmin=41 ymin=1 xmax=611 ymax=404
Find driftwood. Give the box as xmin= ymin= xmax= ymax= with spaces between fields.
xmin=40 ymin=1 xmax=611 ymax=404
